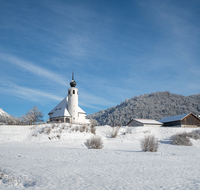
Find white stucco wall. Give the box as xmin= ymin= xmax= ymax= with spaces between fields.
xmin=68 ymin=87 xmax=78 ymax=123
xmin=78 ymin=113 xmax=86 ymax=124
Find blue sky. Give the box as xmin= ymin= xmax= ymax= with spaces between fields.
xmin=0 ymin=0 xmax=200 ymax=121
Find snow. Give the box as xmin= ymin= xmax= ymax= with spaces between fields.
xmin=1 ymin=124 xmax=200 ymax=189
xmin=134 ymin=119 xmax=162 ymax=125
xmin=49 ymin=97 xmax=71 ymax=117
xmin=0 ymin=108 xmax=10 ymax=118
xmin=48 ymin=97 xmax=85 ymax=118
xmin=159 ymin=113 xmax=190 ymax=123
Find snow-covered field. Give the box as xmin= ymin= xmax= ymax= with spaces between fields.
xmin=0 ymin=124 xmax=200 ymax=190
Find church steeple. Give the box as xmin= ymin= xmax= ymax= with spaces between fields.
xmin=70 ymin=71 xmax=76 ymax=87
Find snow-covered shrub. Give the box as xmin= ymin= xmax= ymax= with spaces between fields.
xmin=110 ymin=127 xmax=120 ymax=138
xmin=51 ymin=123 xmax=57 ymax=129
xmin=80 ymin=124 xmax=88 ymax=132
xmin=57 ymin=135 xmax=61 ymax=139
xmin=75 ymin=126 xmax=79 ymax=132
xmin=90 ymin=119 xmax=97 ymax=127
xmin=61 ymin=123 xmax=66 ymax=129
xmin=170 ymin=132 xmax=192 ymax=146
xmin=85 ymin=136 xmax=103 ymax=149
xmin=47 ymin=128 xmax=52 ymax=135
xmin=140 ymin=135 xmax=159 ymax=152
xmin=90 ymin=126 xmax=96 ymax=135
xmin=125 ymin=127 xmax=132 ymax=134
xmin=0 ymin=168 xmax=36 ymax=187
xmin=187 ymin=130 xmax=200 ymax=140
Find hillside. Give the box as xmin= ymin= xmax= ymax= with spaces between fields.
xmin=87 ymin=91 xmax=200 ymax=126
xmin=0 ymin=108 xmax=10 ymax=123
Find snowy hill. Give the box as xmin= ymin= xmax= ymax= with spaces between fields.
xmin=87 ymin=91 xmax=200 ymax=126
xmin=0 ymin=124 xmax=200 ymax=189
xmin=0 ymin=108 xmax=10 ymax=123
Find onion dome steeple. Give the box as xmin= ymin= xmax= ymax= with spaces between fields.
xmin=70 ymin=72 xmax=76 ymax=87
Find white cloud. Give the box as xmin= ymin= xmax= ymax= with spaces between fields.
xmin=0 ymin=79 xmax=62 ymax=102
xmin=0 ymin=53 xmax=67 ymax=86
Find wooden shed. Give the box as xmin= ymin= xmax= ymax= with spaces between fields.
xmin=159 ymin=113 xmax=200 ymax=128
xmin=126 ymin=119 xmax=163 ymax=127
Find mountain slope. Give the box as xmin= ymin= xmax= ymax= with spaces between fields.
xmin=87 ymin=91 xmax=200 ymax=126
xmin=0 ymin=108 xmax=11 ymax=123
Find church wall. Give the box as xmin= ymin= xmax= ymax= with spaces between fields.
xmin=78 ymin=113 xmax=86 ymax=124
xmin=68 ymin=87 xmax=78 ymax=123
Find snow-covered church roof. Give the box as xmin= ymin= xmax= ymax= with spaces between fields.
xmin=48 ymin=97 xmax=85 ymax=118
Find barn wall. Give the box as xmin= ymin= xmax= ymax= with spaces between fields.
xmin=128 ymin=120 xmax=143 ymax=127
xmin=181 ymin=114 xmax=200 ymax=126
xmin=181 ymin=125 xmax=199 ymax=128
xmin=143 ymin=124 xmax=162 ymax=127
xmin=163 ymin=121 xmax=181 ymax=127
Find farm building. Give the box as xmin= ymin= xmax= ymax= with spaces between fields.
xmin=126 ymin=119 xmax=163 ymax=127
xmin=159 ymin=113 xmax=200 ymax=128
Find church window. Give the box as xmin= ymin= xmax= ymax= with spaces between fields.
xmin=68 ymin=90 xmax=70 ymax=95
xmin=59 ymin=108 xmax=61 ymax=110
xmin=73 ymin=90 xmax=75 ymax=94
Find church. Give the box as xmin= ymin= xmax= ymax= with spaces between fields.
xmin=48 ymin=73 xmax=87 ymax=124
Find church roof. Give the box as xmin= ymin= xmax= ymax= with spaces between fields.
xmin=48 ymin=97 xmax=85 ymax=118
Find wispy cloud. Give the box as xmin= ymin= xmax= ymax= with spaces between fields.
xmin=0 ymin=79 xmax=63 ymax=102
xmin=0 ymin=53 xmax=67 ymax=86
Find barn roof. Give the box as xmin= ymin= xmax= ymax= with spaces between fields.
xmin=134 ymin=119 xmax=162 ymax=125
xmin=159 ymin=113 xmax=191 ymax=123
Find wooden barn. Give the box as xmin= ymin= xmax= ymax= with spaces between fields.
xmin=126 ymin=119 xmax=163 ymax=127
xmin=159 ymin=113 xmax=200 ymax=128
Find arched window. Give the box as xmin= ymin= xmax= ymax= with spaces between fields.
xmin=68 ymin=90 xmax=70 ymax=95
xmin=73 ymin=90 xmax=75 ymax=94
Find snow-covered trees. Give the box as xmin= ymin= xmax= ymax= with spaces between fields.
xmin=25 ymin=105 xmax=44 ymax=124
xmin=0 ymin=105 xmax=43 ymax=125
xmin=87 ymin=91 xmax=200 ymax=126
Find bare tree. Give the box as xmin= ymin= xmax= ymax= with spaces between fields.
xmin=30 ymin=105 xmax=44 ymax=124
xmin=25 ymin=105 xmax=44 ymax=125
xmin=90 ymin=119 xmax=97 ymax=127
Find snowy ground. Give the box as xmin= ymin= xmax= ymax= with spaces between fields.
xmin=0 ymin=124 xmax=200 ymax=189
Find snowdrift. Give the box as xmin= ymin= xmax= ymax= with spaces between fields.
xmin=0 ymin=124 xmax=200 ymax=189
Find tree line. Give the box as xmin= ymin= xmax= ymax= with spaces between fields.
xmin=0 ymin=105 xmax=44 ymax=125
xmin=87 ymin=91 xmax=200 ymax=126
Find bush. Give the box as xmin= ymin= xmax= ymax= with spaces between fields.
xmin=90 ymin=126 xmax=96 ymax=135
xmin=140 ymin=135 xmax=159 ymax=152
xmin=187 ymin=130 xmax=200 ymax=140
xmin=80 ymin=125 xmax=86 ymax=132
xmin=75 ymin=126 xmax=79 ymax=132
xmin=90 ymin=119 xmax=97 ymax=127
xmin=170 ymin=132 xmax=192 ymax=146
xmin=110 ymin=127 xmax=120 ymax=138
xmin=85 ymin=136 xmax=103 ymax=149
xmin=125 ymin=127 xmax=132 ymax=134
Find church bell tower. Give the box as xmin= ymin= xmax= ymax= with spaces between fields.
xmin=68 ymin=72 xmax=78 ymax=123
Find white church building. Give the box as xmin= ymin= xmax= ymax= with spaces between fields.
xmin=48 ymin=73 xmax=87 ymax=124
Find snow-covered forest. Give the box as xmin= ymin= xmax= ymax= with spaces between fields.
xmin=87 ymin=91 xmax=200 ymax=126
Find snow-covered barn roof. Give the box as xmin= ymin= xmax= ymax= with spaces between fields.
xmin=134 ymin=119 xmax=162 ymax=125
xmin=159 ymin=113 xmax=191 ymax=123
xmin=48 ymin=97 xmax=85 ymax=118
